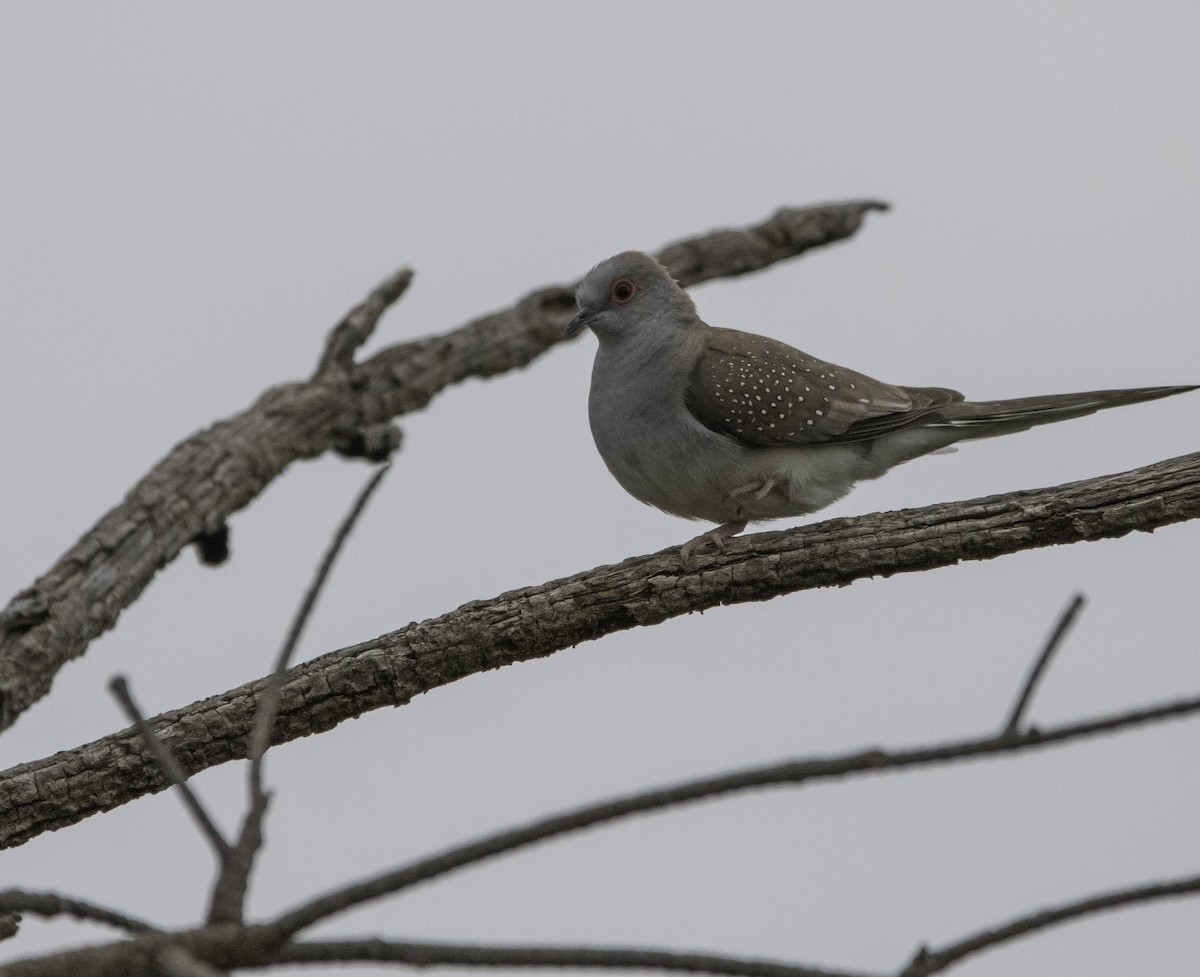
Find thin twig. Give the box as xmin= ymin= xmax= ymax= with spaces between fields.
xmin=0 ymin=888 xmax=159 ymax=935
xmin=1004 ymin=593 xmax=1086 ymax=734
xmin=245 ymin=462 xmax=392 ymax=797
xmin=108 ymin=676 xmax=230 ymax=858
xmin=276 ymin=939 xmax=872 ymax=977
xmin=207 ymin=463 xmax=392 ymax=925
xmin=899 ymin=871 xmax=1200 ymax=976
xmin=269 ymin=690 xmax=1200 ymax=938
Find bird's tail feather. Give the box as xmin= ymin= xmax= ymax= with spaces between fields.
xmin=931 ymin=385 xmax=1198 ymax=440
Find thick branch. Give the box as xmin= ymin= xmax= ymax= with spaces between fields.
xmin=0 ymin=199 xmax=886 ymax=732
xmin=0 ymin=451 xmax=1197 ymax=850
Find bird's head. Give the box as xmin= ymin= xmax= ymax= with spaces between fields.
xmin=566 ymin=251 xmax=699 ymax=344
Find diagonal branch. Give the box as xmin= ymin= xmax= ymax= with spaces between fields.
xmin=268 ymin=692 xmax=1200 ymax=938
xmin=1 ymin=451 xmax=1199 ymax=852
xmin=0 ymin=888 xmax=159 ymax=936
xmin=207 ymin=464 xmax=391 ymax=925
xmin=1003 ymin=593 xmax=1086 ymax=734
xmin=899 ymin=871 xmax=1200 ymax=976
xmin=315 ymin=270 xmax=413 ymax=376
xmin=0 ymin=199 xmax=885 ymax=732
xmin=108 ymin=676 xmax=231 ymax=859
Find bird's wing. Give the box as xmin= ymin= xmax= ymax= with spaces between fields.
xmin=685 ymin=329 xmax=963 ymax=446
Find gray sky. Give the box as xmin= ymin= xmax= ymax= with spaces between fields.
xmin=2 ymin=3 xmax=1198 ymax=975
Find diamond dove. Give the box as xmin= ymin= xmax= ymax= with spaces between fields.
xmin=566 ymin=250 xmax=1196 ymax=560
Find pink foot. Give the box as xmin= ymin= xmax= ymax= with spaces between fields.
xmin=680 ymin=519 xmax=748 ymax=564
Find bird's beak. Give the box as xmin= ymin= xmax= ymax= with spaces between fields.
xmin=565 ymin=308 xmax=595 ymax=338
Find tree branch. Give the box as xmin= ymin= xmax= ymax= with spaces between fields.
xmin=155 ymin=945 xmax=230 ymax=977
xmin=0 ymin=199 xmax=885 ymax=732
xmin=1 ymin=451 xmax=1198 ymax=850
xmin=208 ymin=464 xmax=390 ymax=925
xmin=3 ymin=788 xmax=1198 ymax=977
xmin=265 ymin=689 xmax=1200 ymax=938
xmin=108 ymin=676 xmax=231 ymax=859
xmin=0 ymin=888 xmax=159 ymax=936
xmin=275 ymin=939 xmax=868 ymax=977
xmin=899 ymin=871 xmax=1200 ymax=976
xmin=1003 ymin=593 xmax=1085 ymax=734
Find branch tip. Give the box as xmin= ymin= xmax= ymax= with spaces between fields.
xmin=317 ymin=266 xmax=415 ymax=374
xmin=1004 ymin=593 xmax=1087 ymax=734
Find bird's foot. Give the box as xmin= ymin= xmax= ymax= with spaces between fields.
xmin=727 ymin=479 xmax=778 ymax=501
xmin=679 ymin=519 xmax=748 ymax=564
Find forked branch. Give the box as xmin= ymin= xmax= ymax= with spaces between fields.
xmin=2 ymin=450 xmax=1199 ymax=851
xmin=0 ymin=199 xmax=885 ymax=732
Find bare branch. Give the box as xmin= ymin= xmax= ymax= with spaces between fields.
xmin=204 ymin=802 xmax=266 ymax=930
xmin=0 ymin=199 xmax=883 ymax=732
xmin=5 ymin=864 xmax=1197 ymax=977
xmin=207 ymin=464 xmax=391 ymax=925
xmin=1003 ymin=593 xmax=1086 ymax=734
xmin=899 ymin=871 xmax=1200 ymax=976
xmin=108 ymin=676 xmax=231 ymax=858
xmin=0 ymin=888 xmax=159 ymax=935
xmin=315 ymin=267 xmax=414 ymax=376
xmin=4 ymin=452 xmax=1200 ymax=851
xmin=276 ymin=939 xmax=873 ymax=977
xmin=268 ymin=691 xmax=1200 ymax=938
xmin=9 ymin=854 xmax=1200 ymax=974
xmin=156 ymin=945 xmax=230 ymax=977
xmin=246 ymin=462 xmax=391 ymax=796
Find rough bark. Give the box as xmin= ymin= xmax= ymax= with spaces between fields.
xmin=0 ymin=200 xmax=888 ymax=733
xmin=1 ymin=449 xmax=1197 ymax=851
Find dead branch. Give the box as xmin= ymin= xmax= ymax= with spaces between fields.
xmin=209 ymin=463 xmax=390 ymax=925
xmin=0 ymin=200 xmax=885 ymax=732
xmin=1003 ymin=593 xmax=1086 ymax=734
xmin=266 ymin=690 xmax=1200 ymax=938
xmin=1 ymin=449 xmax=1197 ymax=850
xmin=275 ymin=939 xmax=864 ymax=977
xmin=0 ymin=889 xmax=158 ymax=938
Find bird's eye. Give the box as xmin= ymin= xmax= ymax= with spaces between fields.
xmin=611 ymin=278 xmax=637 ymax=305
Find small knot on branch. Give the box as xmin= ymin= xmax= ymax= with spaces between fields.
xmin=193 ymin=524 xmax=231 ymax=566
xmin=334 ymin=423 xmax=403 ymax=462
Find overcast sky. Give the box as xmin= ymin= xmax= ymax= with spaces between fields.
xmin=2 ymin=3 xmax=1198 ymax=975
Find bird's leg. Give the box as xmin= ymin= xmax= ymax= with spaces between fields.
xmin=727 ymin=478 xmax=777 ymax=500
xmin=680 ymin=519 xmax=748 ymax=564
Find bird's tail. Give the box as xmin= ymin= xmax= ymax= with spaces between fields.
xmin=931 ymin=385 xmax=1198 ymax=440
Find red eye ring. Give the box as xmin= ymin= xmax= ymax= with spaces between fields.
xmin=611 ymin=278 xmax=637 ymax=305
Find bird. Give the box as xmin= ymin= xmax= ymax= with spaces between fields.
xmin=565 ymin=250 xmax=1196 ymax=561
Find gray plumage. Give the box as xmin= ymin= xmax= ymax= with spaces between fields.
xmin=566 ymin=250 xmax=1196 ymax=553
